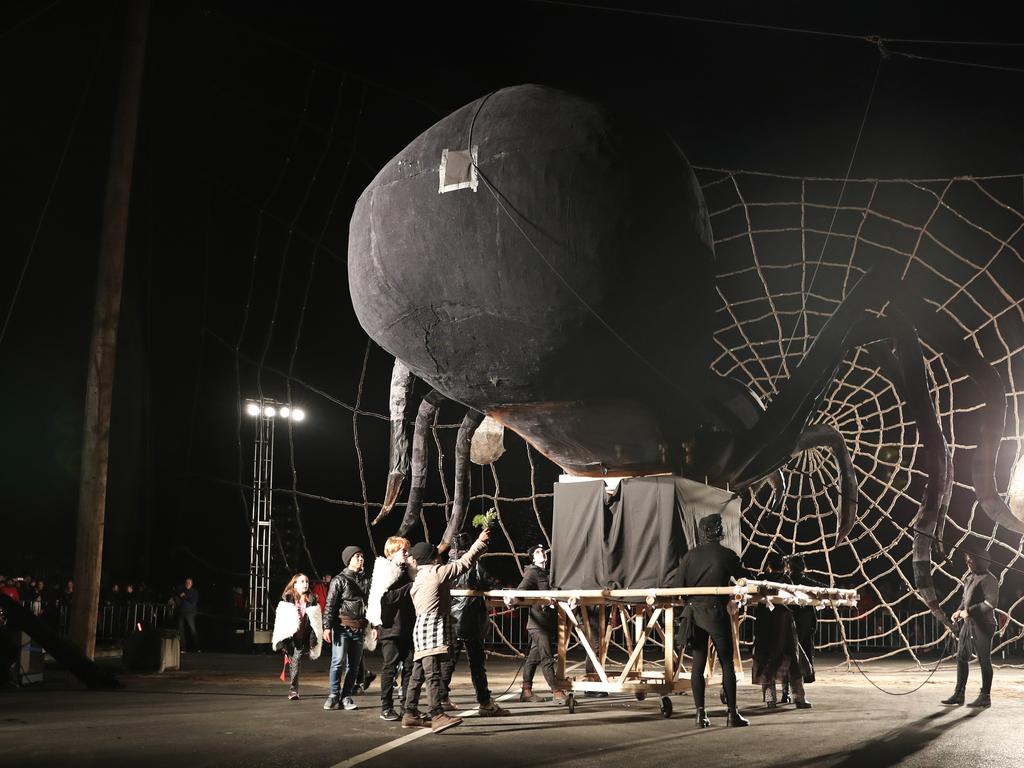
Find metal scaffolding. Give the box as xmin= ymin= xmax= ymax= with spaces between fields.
xmin=247 ymin=401 xmax=275 ymax=641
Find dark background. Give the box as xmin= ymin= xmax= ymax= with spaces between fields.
xmin=2 ymin=1 xmax=1023 ymax=617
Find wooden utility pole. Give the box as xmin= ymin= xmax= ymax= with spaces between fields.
xmin=70 ymin=0 xmax=151 ymax=659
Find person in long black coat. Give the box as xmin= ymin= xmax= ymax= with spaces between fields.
xmin=782 ymin=554 xmax=818 ymax=703
xmin=679 ymin=514 xmax=748 ymax=728
xmin=751 ymin=553 xmax=813 ymax=709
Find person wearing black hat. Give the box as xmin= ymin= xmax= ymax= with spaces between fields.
xmin=679 ymin=513 xmax=748 ymax=727
xmin=407 ymin=528 xmax=491 ymax=734
xmin=751 ymin=552 xmax=812 ymax=709
xmin=515 ymin=543 xmax=567 ymax=704
xmin=323 ymin=545 xmax=369 ymax=711
xmin=781 ymin=554 xmax=819 ymax=705
xmin=942 ymin=551 xmax=999 ymax=708
xmin=438 ymin=532 xmax=511 ymax=717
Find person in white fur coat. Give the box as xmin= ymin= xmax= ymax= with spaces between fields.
xmin=367 ymin=536 xmax=416 ymax=722
xmin=272 ymin=573 xmax=324 ymax=700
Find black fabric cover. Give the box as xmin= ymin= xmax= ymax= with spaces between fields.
xmin=550 ymin=476 xmax=741 ymax=590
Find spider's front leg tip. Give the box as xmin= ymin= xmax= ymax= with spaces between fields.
xmin=381 ymin=472 xmax=405 ymax=515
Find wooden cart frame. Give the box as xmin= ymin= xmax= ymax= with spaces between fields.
xmin=455 ymin=579 xmax=857 ymax=717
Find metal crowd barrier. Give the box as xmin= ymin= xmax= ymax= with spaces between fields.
xmin=24 ymin=601 xmax=174 ymax=646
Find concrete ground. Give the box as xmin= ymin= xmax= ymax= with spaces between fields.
xmin=2 ymin=651 xmax=1022 ymax=768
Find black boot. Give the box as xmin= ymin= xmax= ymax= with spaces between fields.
xmin=726 ymin=709 xmax=749 ymax=727
xmin=941 ymin=689 xmax=965 ymax=706
xmin=780 ymin=684 xmax=791 ymax=705
xmin=695 ymin=707 xmax=710 ymax=728
xmin=966 ymin=692 xmax=991 ymax=708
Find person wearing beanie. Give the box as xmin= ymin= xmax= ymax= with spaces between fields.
xmin=439 ymin=532 xmax=510 ymax=718
xmin=323 ymin=545 xmax=369 ymax=711
xmin=515 ymin=544 xmax=566 ymax=705
xmin=405 ymin=527 xmax=490 ymax=734
xmin=679 ymin=513 xmax=748 ymax=728
xmin=367 ymin=535 xmax=417 ymax=723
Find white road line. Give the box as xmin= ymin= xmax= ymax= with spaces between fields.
xmin=329 ymin=692 xmax=519 ymax=768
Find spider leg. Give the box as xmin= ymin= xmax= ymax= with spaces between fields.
xmin=727 ymin=268 xmax=892 ymax=485
xmin=892 ymin=292 xmax=1024 ymax=535
xmin=375 ymin=360 xmax=415 ymax=524
xmin=793 ymin=424 xmax=859 ymax=543
xmin=729 ymin=270 xmax=954 ymax=559
xmin=862 ymin=336 xmax=954 ymax=628
xmin=439 ymin=410 xmax=485 ymax=553
xmin=762 ymin=467 xmax=787 ymax=520
xmin=395 ymin=389 xmax=447 ymax=537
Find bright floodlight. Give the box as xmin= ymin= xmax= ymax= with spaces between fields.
xmin=291 ymin=408 xmax=305 ymax=422
xmin=264 ymin=406 xmax=276 ymax=418
xmin=245 ymin=402 xmax=260 ymax=416
xmin=279 ymin=406 xmax=291 ymax=418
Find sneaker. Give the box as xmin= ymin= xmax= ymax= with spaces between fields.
xmin=380 ymin=708 xmax=400 ymax=721
xmin=519 ymin=687 xmax=542 ymax=702
xmin=431 ymin=713 xmax=463 ymax=734
xmin=440 ymin=698 xmax=458 ymax=712
xmin=323 ymin=696 xmax=340 ymax=711
xmin=342 ymin=696 xmax=358 ymax=711
xmin=552 ymin=690 xmax=568 ymax=706
xmin=288 ymin=692 xmax=300 ymax=701
xmin=478 ymin=700 xmax=511 ymax=717
xmin=402 ymin=710 xmax=431 ymax=728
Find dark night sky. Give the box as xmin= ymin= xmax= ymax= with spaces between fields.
xmin=2 ymin=1 xmax=1023 ymax=597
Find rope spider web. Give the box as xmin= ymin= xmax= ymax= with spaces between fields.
xmin=700 ymin=167 xmax=1024 ymax=667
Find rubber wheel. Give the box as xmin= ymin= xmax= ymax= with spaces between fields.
xmin=660 ymin=696 xmax=673 ymax=718
xmin=567 ymin=693 xmax=576 ymax=714
xmin=634 ymin=691 xmax=647 ymax=701
xmin=719 ymin=686 xmax=728 ymax=705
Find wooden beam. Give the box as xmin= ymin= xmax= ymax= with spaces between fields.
xmin=558 ymin=601 xmax=609 ymax=684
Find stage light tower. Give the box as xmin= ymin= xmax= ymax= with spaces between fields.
xmin=243 ymin=397 xmax=305 ymax=643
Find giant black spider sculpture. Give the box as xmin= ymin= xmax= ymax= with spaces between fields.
xmin=347 ymin=85 xmax=1021 ymax=624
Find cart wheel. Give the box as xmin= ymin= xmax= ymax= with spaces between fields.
xmin=660 ymin=696 xmax=673 ymax=718
xmin=634 ymin=691 xmax=647 ymax=701
xmin=719 ymin=686 xmax=727 ymax=706
xmin=567 ymin=693 xmax=576 ymax=714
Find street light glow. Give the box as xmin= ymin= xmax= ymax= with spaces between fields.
xmin=245 ymin=402 xmax=260 ymax=416
xmin=291 ymin=408 xmax=305 ymax=422
xmin=264 ymin=406 xmax=276 ymax=418
xmin=279 ymin=406 xmax=291 ymax=418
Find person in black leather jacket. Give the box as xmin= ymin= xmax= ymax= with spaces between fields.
xmin=323 ymin=546 xmax=369 ymax=711
xmin=438 ymin=533 xmax=510 ymax=716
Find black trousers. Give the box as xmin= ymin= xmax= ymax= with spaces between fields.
xmin=690 ymin=620 xmax=737 ymax=711
xmin=279 ymin=637 xmax=310 ymax=695
xmin=408 ymin=654 xmax=445 ymax=717
xmin=440 ymin=636 xmax=491 ymax=704
xmin=523 ymin=628 xmax=557 ymax=690
xmin=379 ymin=636 xmax=413 ymax=711
xmin=956 ymin=618 xmax=995 ymax=694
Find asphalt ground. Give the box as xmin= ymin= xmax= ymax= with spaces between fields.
xmin=2 ymin=651 xmax=1022 ymax=768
